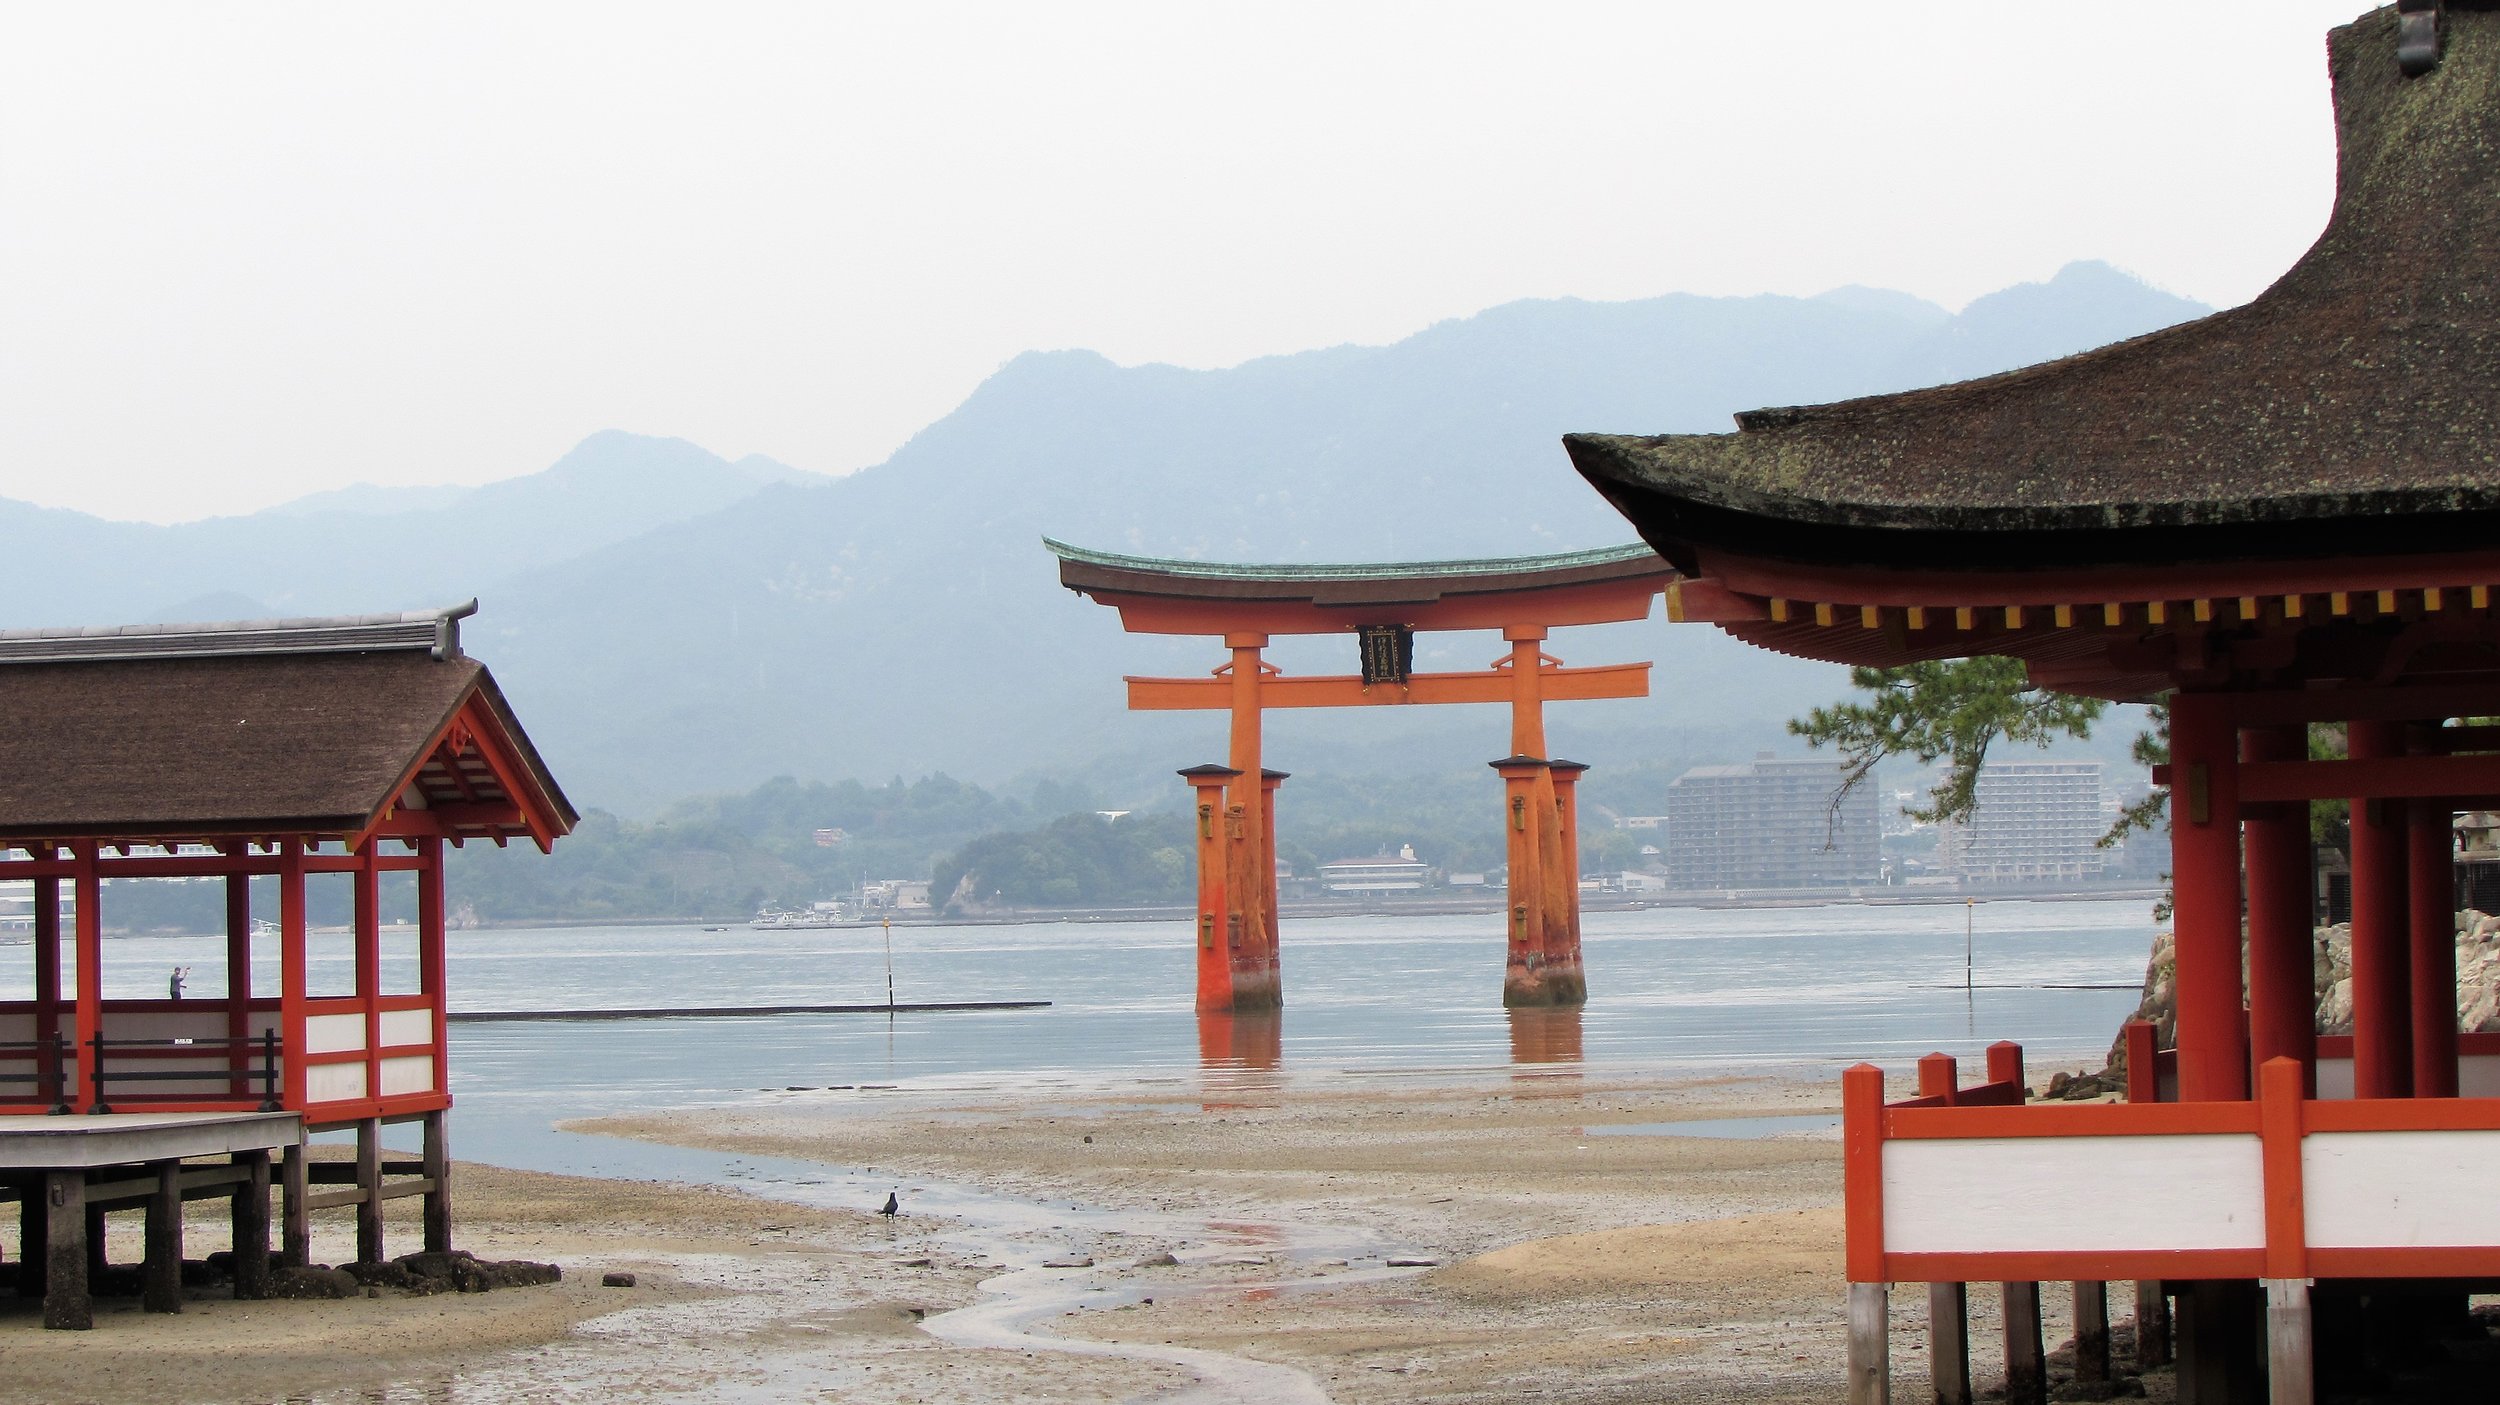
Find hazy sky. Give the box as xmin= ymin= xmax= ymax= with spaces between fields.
xmin=2 ymin=1 xmax=2384 ymax=523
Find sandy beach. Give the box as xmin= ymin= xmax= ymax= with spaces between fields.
xmin=0 ymin=1060 xmax=2163 ymax=1404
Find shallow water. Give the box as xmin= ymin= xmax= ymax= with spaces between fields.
xmin=10 ymin=898 xmax=2156 ymax=1168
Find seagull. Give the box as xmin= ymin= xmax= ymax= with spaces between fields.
xmin=879 ymin=1191 xmax=900 ymax=1217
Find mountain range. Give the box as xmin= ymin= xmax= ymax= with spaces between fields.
xmin=5 ymin=260 xmax=2206 ymax=814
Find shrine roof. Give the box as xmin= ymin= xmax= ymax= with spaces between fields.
xmin=0 ymin=605 xmax=576 ymax=846
xmin=1568 ymin=6 xmax=2500 ymax=575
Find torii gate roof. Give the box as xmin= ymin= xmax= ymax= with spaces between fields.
xmin=1046 ymin=539 xmax=1672 ymax=635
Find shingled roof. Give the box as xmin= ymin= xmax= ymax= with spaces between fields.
xmin=1568 ymin=5 xmax=2500 ymax=573
xmin=0 ymin=606 xmax=576 ymax=846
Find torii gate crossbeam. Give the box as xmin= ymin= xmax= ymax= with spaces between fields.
xmin=1049 ymin=539 xmax=1674 ymax=1012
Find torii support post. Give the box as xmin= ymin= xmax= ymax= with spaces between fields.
xmin=1544 ymin=761 xmax=1589 ymax=1005
xmin=1493 ymin=756 xmax=1552 ymax=1006
xmin=1179 ymin=765 xmax=1242 ymax=1012
xmin=1221 ymin=634 xmax=1281 ymax=1012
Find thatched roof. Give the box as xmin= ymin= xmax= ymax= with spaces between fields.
xmin=1568 ymin=6 xmax=2500 ymax=572
xmin=0 ymin=609 xmax=575 ymax=845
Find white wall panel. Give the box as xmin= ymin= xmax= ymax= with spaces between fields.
xmin=1884 ymin=1134 xmax=2265 ymax=1253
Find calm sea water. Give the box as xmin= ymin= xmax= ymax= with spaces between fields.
xmin=11 ymin=899 xmax=2157 ymax=1175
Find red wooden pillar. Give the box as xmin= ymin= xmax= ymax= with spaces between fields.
xmin=355 ymin=840 xmax=382 ymax=1106
xmin=2347 ymin=720 xmax=2412 ymax=1099
xmin=2243 ymin=725 xmax=2316 ymax=1096
xmin=225 ymin=863 xmax=253 ymax=1097
xmin=1494 ymin=756 xmax=1550 ymax=1006
xmin=1547 ymin=760 xmax=1589 ymax=1005
xmin=418 ymin=836 xmax=448 ymax=1100
xmin=278 ymin=838 xmax=309 ymax=1110
xmin=2169 ymin=694 xmax=2249 ymax=1102
xmin=1222 ymin=633 xmax=1278 ymax=1011
xmin=34 ymin=868 xmax=62 ymax=1107
xmin=70 ymin=844 xmax=103 ymax=1114
xmin=1180 ymin=766 xmax=1240 ymax=1012
xmin=1258 ymin=768 xmax=1287 ymax=1000
xmin=2409 ymin=795 xmax=2459 ymax=1098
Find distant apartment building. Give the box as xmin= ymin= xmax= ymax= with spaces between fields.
xmin=1936 ymin=760 xmax=2107 ymax=886
xmin=1664 ymin=754 xmax=1881 ymax=891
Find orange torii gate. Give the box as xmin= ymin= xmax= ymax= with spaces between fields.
xmin=1048 ymin=540 xmax=1674 ymax=1011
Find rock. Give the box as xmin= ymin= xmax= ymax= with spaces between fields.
xmin=1136 ymin=1251 xmax=1180 ymax=1268
xmin=389 ymin=1248 xmax=562 ymax=1294
xmin=269 ymin=1265 xmax=362 ymax=1300
xmin=1386 ymin=1257 xmax=1441 ymax=1268
xmin=602 ymin=1271 xmax=637 ymax=1288
xmin=1041 ymin=1256 xmax=1095 ymax=1269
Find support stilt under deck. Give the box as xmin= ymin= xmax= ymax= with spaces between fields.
xmin=1846 ymin=1281 xmax=1888 ymax=1405
xmin=44 ymin=1168 xmax=87 ymax=1330
xmin=281 ymin=1135 xmax=310 ymax=1268
xmin=2074 ymin=1280 xmax=2111 ymax=1386
xmin=2003 ymin=1280 xmax=2047 ymax=1405
xmin=2137 ymin=1279 xmax=2173 ymax=1369
xmin=422 ymin=1110 xmax=452 ymax=1255
xmin=233 ymin=1148 xmax=271 ymax=1299
xmin=144 ymin=1159 xmax=182 ymax=1313
xmin=1929 ymin=1281 xmax=1972 ymax=1405
xmin=355 ymin=1118 xmax=383 ymax=1265
xmin=2267 ymin=1278 xmax=2313 ymax=1405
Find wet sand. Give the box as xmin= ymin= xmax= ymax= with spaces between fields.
xmin=0 ymin=1067 xmax=2154 ymax=1403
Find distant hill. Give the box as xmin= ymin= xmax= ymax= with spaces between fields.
xmin=0 ymin=263 xmax=2207 ymax=812
xmin=0 ymin=432 xmax=822 ymax=626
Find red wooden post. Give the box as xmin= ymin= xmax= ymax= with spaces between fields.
xmin=278 ymin=838 xmax=308 ymax=1110
xmin=226 ymin=867 xmax=253 ymax=1098
xmin=1222 ymin=633 xmax=1277 ymax=1011
xmin=1180 ymin=767 xmax=1238 ymax=1012
xmin=1494 ymin=758 xmax=1549 ymax=1006
xmin=2408 ymin=796 xmax=2460 ymax=1098
xmin=2347 ymin=720 xmax=2412 ymax=1099
xmin=1986 ymin=1039 xmax=2025 ymax=1093
xmin=2124 ymin=1021 xmax=2159 ymax=1104
xmin=2257 ymin=1056 xmax=2308 ymax=1282
xmin=1549 ymin=760 xmax=1589 ymax=1005
xmin=2169 ymin=694 xmax=2249 ymax=1102
xmin=1917 ymin=1051 xmax=1958 ymax=1103
xmin=1258 ymin=768 xmax=1286 ymax=1001
xmin=355 ymin=840 xmax=382 ymax=1105
xmin=2243 ymin=725 xmax=2318 ymax=1097
xmin=1842 ymin=1063 xmax=1887 ymax=1281
xmin=419 ymin=836 xmax=448 ymax=1100
xmin=70 ymin=844 xmax=102 ymax=1113
xmin=33 ymin=869 xmax=61 ymax=1106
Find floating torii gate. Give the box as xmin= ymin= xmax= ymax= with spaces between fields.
xmin=1048 ymin=540 xmax=1674 ymax=1011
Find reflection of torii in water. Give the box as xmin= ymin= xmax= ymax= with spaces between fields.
xmin=1047 ymin=539 xmax=1674 ymax=1012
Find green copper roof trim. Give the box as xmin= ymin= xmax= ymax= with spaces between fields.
xmin=1042 ymin=538 xmax=1663 ymax=583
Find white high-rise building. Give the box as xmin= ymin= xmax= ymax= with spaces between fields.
xmin=1664 ymin=754 xmax=1881 ymax=891
xmin=1937 ymin=760 xmax=2107 ymax=886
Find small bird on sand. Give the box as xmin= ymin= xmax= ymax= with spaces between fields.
xmin=879 ymin=1191 xmax=900 ymax=1217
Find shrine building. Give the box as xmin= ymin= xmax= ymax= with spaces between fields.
xmin=1569 ymin=6 xmax=2500 ymax=1402
xmin=0 ymin=603 xmax=573 ymax=1329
